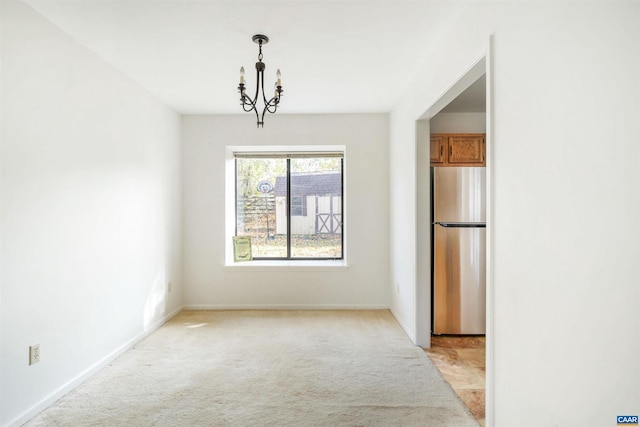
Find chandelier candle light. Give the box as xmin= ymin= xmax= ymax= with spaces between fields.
xmin=238 ymin=34 xmax=283 ymax=127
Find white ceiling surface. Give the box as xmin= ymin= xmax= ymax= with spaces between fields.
xmin=440 ymin=75 xmax=486 ymax=113
xmin=24 ymin=0 xmax=471 ymax=114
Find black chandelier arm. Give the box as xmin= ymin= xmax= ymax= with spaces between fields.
xmin=240 ymin=82 xmax=264 ymax=127
xmin=264 ymin=96 xmax=280 ymax=113
xmin=260 ymin=70 xmax=272 ymax=108
xmin=241 ymin=100 xmax=257 ymax=113
xmin=264 ymin=82 xmax=283 ymax=111
xmin=238 ymin=87 xmax=257 ymax=112
xmin=253 ymin=106 xmax=262 ymax=127
xmin=260 ymin=105 xmax=270 ymax=126
xmin=253 ymin=68 xmax=264 ymax=109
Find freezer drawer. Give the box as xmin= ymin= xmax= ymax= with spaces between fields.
xmin=433 ymin=225 xmax=486 ymax=335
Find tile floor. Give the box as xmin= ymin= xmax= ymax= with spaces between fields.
xmin=424 ymin=336 xmax=485 ymax=426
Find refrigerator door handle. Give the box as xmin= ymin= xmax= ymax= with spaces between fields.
xmin=435 ymin=222 xmax=486 ymax=228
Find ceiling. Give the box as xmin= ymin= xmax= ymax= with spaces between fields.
xmin=440 ymin=75 xmax=486 ymax=113
xmin=24 ymin=0 xmax=473 ymax=114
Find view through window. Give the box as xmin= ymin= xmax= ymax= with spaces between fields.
xmin=235 ymin=153 xmax=343 ymax=260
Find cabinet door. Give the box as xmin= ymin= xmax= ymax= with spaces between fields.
xmin=448 ymin=135 xmax=485 ymax=165
xmin=430 ymin=135 xmax=446 ymax=165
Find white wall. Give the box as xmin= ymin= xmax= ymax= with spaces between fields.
xmin=0 ymin=2 xmax=182 ymax=425
xmin=390 ymin=1 xmax=639 ymax=426
xmin=430 ymin=112 xmax=486 ymax=134
xmin=182 ymin=114 xmax=389 ymax=309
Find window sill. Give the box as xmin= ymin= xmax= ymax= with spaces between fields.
xmin=224 ymin=260 xmax=349 ymax=272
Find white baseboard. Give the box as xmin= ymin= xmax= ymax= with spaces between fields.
xmin=6 ymin=306 xmax=184 ymax=427
xmin=389 ymin=307 xmax=417 ymax=345
xmin=182 ymin=304 xmax=390 ymax=310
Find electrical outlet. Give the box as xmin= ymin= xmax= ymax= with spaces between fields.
xmin=29 ymin=344 xmax=40 ymax=365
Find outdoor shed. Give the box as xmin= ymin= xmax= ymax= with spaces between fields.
xmin=273 ymin=172 xmax=342 ymax=235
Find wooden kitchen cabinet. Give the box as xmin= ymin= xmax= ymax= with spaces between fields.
xmin=430 ymin=135 xmax=447 ymax=165
xmin=430 ymin=133 xmax=485 ymax=166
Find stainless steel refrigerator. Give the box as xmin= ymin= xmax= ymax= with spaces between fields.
xmin=432 ymin=167 xmax=486 ymax=335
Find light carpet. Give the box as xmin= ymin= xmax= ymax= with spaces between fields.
xmin=26 ymin=310 xmax=479 ymax=426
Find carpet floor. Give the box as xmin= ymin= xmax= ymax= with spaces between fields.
xmin=26 ymin=310 xmax=478 ymax=426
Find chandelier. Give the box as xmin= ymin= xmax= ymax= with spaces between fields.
xmin=238 ymin=34 xmax=283 ymax=128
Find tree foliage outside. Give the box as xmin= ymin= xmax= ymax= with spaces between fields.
xmin=236 ymin=157 xmax=341 ymax=197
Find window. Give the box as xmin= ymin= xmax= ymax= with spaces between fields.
xmin=235 ymin=151 xmax=343 ymax=260
xmin=290 ymin=196 xmax=306 ymax=216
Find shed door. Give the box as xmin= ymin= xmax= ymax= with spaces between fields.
xmin=316 ymin=196 xmax=341 ymax=234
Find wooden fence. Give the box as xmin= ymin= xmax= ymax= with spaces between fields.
xmin=237 ymin=194 xmax=276 ymax=233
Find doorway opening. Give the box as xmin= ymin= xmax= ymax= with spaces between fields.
xmin=415 ymin=49 xmax=493 ymax=426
